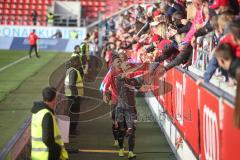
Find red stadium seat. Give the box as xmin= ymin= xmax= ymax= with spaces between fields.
xmin=94 ymin=1 xmax=99 ymax=6
xmin=14 ymin=21 xmax=19 ymax=25
xmin=27 ymin=21 xmax=32 ymax=25
xmin=81 ymin=1 xmax=87 ymax=6
xmin=0 ymin=0 xmax=111 ymax=26
xmin=7 ymin=20 xmax=13 ymax=25
xmin=3 ymin=9 xmax=10 ymax=15
xmin=42 ymin=5 xmax=47 ymax=10
xmin=23 ymin=4 xmax=29 ymax=9
xmin=14 ymin=16 xmax=19 ymax=24
xmin=17 ymin=4 xmax=23 ymax=9
xmin=46 ymin=0 xmax=52 ymax=5
xmin=11 ymin=4 xmax=16 ymax=9
xmin=22 ymin=16 xmax=28 ymax=24
xmin=17 ymin=10 xmax=22 ymax=15
xmin=4 ymin=3 xmax=10 ymax=9
xmin=93 ymin=7 xmax=98 ymax=12
xmin=100 ymin=7 xmax=105 ymax=12
xmin=100 ymin=2 xmax=106 ymax=6
xmin=22 ymin=21 xmax=28 ymax=25
xmin=10 ymin=10 xmax=16 ymax=15
xmin=87 ymin=1 xmax=93 ymax=6
xmin=31 ymin=0 xmax=36 ymax=4
xmin=22 ymin=10 xmax=29 ymax=15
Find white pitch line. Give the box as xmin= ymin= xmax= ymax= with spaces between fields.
xmin=0 ymin=55 xmax=29 ymax=72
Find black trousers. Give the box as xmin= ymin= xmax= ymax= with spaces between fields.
xmin=33 ymin=19 xmax=37 ymax=25
xmin=29 ymin=44 xmax=39 ymax=57
xmin=67 ymin=96 xmax=81 ymax=131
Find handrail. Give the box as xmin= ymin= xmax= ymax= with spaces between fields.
xmin=182 ymin=66 xmax=235 ymax=104
xmin=86 ymin=5 xmax=135 ymax=30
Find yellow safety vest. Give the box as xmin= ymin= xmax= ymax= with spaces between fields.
xmin=80 ymin=42 xmax=90 ymax=61
xmin=47 ymin=14 xmax=54 ymax=24
xmin=70 ymin=32 xmax=78 ymax=39
xmin=71 ymin=52 xmax=84 ymax=63
xmin=31 ymin=109 xmax=69 ymax=160
xmin=71 ymin=52 xmax=79 ymax=57
xmin=64 ymin=67 xmax=84 ymax=96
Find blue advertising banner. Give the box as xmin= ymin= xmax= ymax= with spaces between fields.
xmin=0 ymin=36 xmax=83 ymax=52
xmin=10 ymin=38 xmax=70 ymax=52
xmin=65 ymin=40 xmax=82 ymax=52
xmin=0 ymin=37 xmax=13 ymax=50
xmin=0 ymin=25 xmax=86 ymax=41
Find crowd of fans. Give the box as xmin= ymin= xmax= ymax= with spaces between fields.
xmin=99 ymin=0 xmax=240 ymax=131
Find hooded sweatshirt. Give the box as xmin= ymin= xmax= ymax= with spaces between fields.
xmin=31 ymin=101 xmax=61 ymax=160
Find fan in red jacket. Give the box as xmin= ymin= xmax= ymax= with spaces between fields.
xmin=209 ymin=0 xmax=239 ymax=15
xmin=220 ymin=34 xmax=240 ymax=58
xmin=28 ymin=29 xmax=40 ymax=58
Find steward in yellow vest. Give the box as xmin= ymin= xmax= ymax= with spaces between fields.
xmin=47 ymin=12 xmax=54 ymax=26
xmin=65 ymin=55 xmax=84 ymax=97
xmin=70 ymin=30 xmax=78 ymax=39
xmin=64 ymin=56 xmax=84 ymax=133
xmin=71 ymin=45 xmax=83 ymax=63
xmin=80 ymin=35 xmax=91 ymax=74
xmin=31 ymin=87 xmax=68 ymax=160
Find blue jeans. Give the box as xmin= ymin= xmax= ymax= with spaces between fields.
xmin=204 ymin=57 xmax=228 ymax=82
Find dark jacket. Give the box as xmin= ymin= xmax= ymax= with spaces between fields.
xmin=229 ymin=58 xmax=240 ymax=79
xmin=194 ymin=21 xmax=213 ymax=38
xmin=229 ymin=0 xmax=239 ymax=15
xmin=177 ymin=21 xmax=192 ymax=34
xmin=31 ymin=101 xmax=61 ymax=160
xmin=116 ymin=76 xmax=142 ymax=107
xmin=165 ymin=44 xmax=193 ymax=71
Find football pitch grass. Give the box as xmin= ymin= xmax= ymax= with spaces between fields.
xmin=0 ymin=50 xmax=69 ymax=150
xmin=0 ymin=50 xmax=174 ymax=159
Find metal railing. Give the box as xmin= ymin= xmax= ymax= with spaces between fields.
xmin=189 ymin=32 xmax=236 ymax=96
xmin=46 ymin=13 xmax=83 ymax=27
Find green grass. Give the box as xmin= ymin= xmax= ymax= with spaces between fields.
xmin=0 ymin=51 xmax=174 ymax=159
xmin=0 ymin=50 xmax=27 ymax=68
xmin=0 ymin=50 xmax=57 ymax=101
xmin=0 ymin=51 xmax=69 ymax=150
